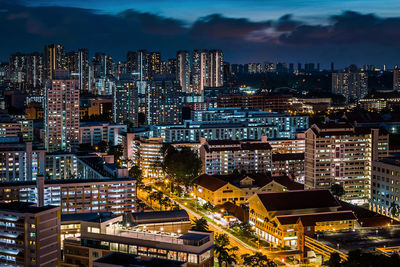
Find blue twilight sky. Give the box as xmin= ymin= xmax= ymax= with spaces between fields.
xmin=1 ymin=0 xmax=400 ymax=67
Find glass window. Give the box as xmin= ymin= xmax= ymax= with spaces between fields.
xmin=119 ymin=244 xmax=128 ymax=253
xmin=167 ymin=251 xmax=177 ymax=260
xmin=110 ymin=242 xmax=118 ymax=252
xmin=188 ymin=254 xmax=198 ymax=264
xmin=129 ymin=245 xmax=137 ymax=254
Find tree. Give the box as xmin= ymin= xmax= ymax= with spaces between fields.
xmin=331 ymin=183 xmax=345 ymax=198
xmin=129 ymin=165 xmax=143 ymax=186
xmin=326 ymin=252 xmax=342 ymax=267
xmin=241 ymin=252 xmax=276 ymax=267
xmin=191 ymin=217 xmax=209 ymax=232
xmin=161 ymin=145 xmax=202 ymax=191
xmin=108 ymin=144 xmax=123 ymax=166
xmin=389 ymin=201 xmax=400 ymax=219
xmin=215 ymin=234 xmax=239 ymax=267
xmin=96 ymin=141 xmax=108 ymax=153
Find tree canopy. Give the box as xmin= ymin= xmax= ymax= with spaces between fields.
xmin=160 ymin=144 xmax=202 ymax=190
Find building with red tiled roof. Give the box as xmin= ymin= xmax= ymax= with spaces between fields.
xmin=248 ymin=189 xmax=357 ymax=250
xmin=193 ymin=173 xmax=303 ymax=206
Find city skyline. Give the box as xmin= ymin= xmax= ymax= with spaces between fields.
xmin=1 ymin=0 xmax=400 ymax=67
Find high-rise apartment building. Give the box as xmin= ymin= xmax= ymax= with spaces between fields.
xmin=44 ymin=71 xmax=80 ymax=152
xmin=394 ymin=66 xmax=400 ymax=91
xmin=332 ymin=65 xmax=368 ymax=100
xmin=9 ymin=52 xmax=27 ymax=88
xmin=148 ymin=51 xmax=162 ymax=78
xmin=192 ymin=49 xmax=224 ymax=94
xmin=146 ymin=80 xmax=182 ymax=125
xmin=44 ymin=44 xmax=66 ymax=81
xmin=26 ymin=52 xmax=44 ymax=93
xmin=0 ymin=202 xmax=60 ymax=267
xmin=305 ymin=123 xmax=389 ymax=205
xmin=114 ymin=77 xmax=138 ymax=127
xmin=92 ymin=52 xmax=113 ymax=79
xmin=67 ymin=49 xmax=89 ymax=92
xmin=176 ymin=50 xmax=191 ymax=93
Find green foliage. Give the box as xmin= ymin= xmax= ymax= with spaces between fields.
xmin=96 ymin=141 xmax=108 ymax=153
xmin=241 ymin=252 xmax=277 ymax=267
xmin=129 ymin=165 xmax=143 ymax=185
xmin=160 ymin=144 xmax=202 ymax=190
xmin=389 ymin=201 xmax=400 ymax=218
xmin=215 ymin=234 xmax=239 ymax=267
xmin=326 ymin=252 xmax=341 ymax=267
xmin=108 ymin=144 xmax=123 ymax=166
xmin=331 ymin=183 xmax=345 ymax=198
xmin=191 ymin=217 xmax=209 ymax=232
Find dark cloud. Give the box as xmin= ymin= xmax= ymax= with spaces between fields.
xmin=0 ymin=1 xmax=400 ymax=66
xmin=278 ymin=11 xmax=400 ymax=46
xmin=190 ymin=14 xmax=271 ymax=39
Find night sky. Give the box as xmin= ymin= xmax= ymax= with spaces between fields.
xmin=1 ymin=0 xmax=400 ymax=67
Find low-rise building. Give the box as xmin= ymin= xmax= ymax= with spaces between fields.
xmin=0 ymin=202 xmax=60 ymax=267
xmin=194 ymin=173 xmax=303 ymax=206
xmin=249 ymin=190 xmax=356 ymax=250
xmin=93 ymin=252 xmax=187 ymax=267
xmin=200 ymin=139 xmax=272 ymax=175
xmin=62 ymin=215 xmax=214 ymax=267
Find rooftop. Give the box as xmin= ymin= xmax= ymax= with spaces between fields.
xmin=256 ymin=189 xmax=341 ymax=212
xmin=128 ymin=210 xmax=189 ymax=225
xmin=276 ymin=211 xmax=356 ymax=226
xmin=93 ymin=252 xmax=186 ymax=267
xmin=61 ymin=212 xmax=118 ymax=223
xmin=0 ymin=202 xmax=58 ymax=214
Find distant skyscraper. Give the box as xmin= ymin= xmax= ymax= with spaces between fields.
xmin=166 ymin=58 xmax=177 ymax=75
xmin=114 ymin=77 xmax=138 ymax=127
xmin=176 ymin=50 xmax=190 ymax=93
xmin=332 ymin=65 xmax=368 ymax=100
xmin=394 ymin=66 xmax=400 ymax=91
xmin=26 ymin=52 xmax=43 ymax=92
xmin=9 ymin=52 xmax=27 ymax=88
xmin=192 ymin=49 xmax=224 ymax=94
xmin=67 ymin=49 xmax=89 ymax=92
xmin=44 ymin=70 xmax=80 ymax=152
xmin=126 ymin=51 xmax=139 ymax=74
xmin=92 ymin=52 xmax=113 ymax=79
xmin=148 ymin=52 xmax=162 ymax=78
xmin=146 ymin=80 xmax=181 ymax=125
xmin=44 ymin=44 xmax=66 ymax=81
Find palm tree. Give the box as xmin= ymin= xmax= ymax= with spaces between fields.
xmin=389 ymin=201 xmax=400 ymax=219
xmin=191 ymin=217 xmax=209 ymax=232
xmin=241 ymin=252 xmax=277 ymax=267
xmin=215 ymin=234 xmax=239 ymax=267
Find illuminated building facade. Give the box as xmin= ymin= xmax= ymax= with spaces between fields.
xmin=63 ymin=214 xmax=214 ymax=267
xmin=305 ymin=123 xmax=389 ymax=205
xmin=0 ymin=202 xmax=60 ymax=267
xmin=370 ymin=157 xmax=400 ymax=220
xmin=200 ymin=139 xmax=272 ymax=175
xmin=177 ymin=50 xmax=191 ymax=93
xmin=44 ymin=71 xmax=80 ymax=152
xmin=0 ymin=177 xmax=136 ymax=214
xmin=192 ymin=49 xmax=223 ymax=94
